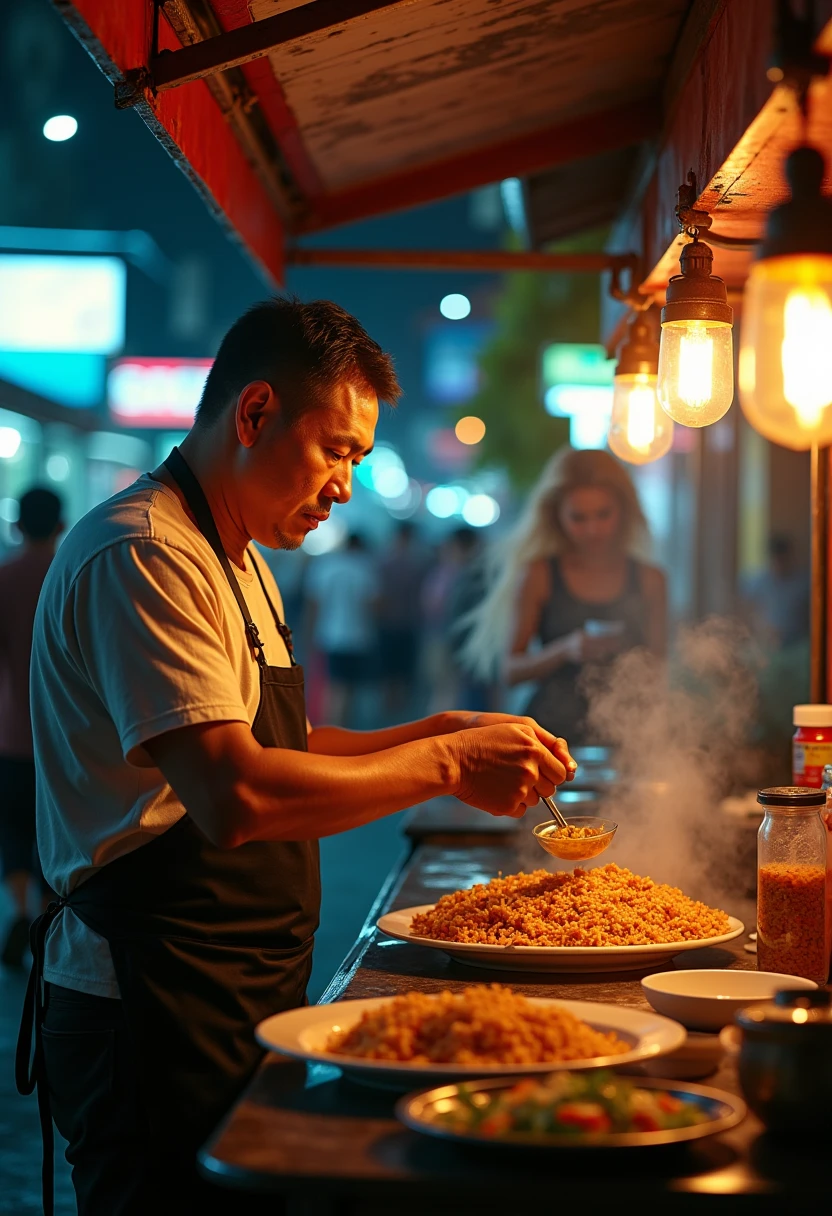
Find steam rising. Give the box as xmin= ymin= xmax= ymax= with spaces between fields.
xmin=526 ymin=618 xmax=761 ymax=906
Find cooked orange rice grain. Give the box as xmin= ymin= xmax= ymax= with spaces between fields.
xmin=410 ymin=863 xmax=730 ymax=947
xmin=326 ymin=985 xmax=630 ymax=1065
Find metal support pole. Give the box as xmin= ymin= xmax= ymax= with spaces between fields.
xmin=809 ymin=443 xmax=828 ymax=703
xmin=286 ymin=248 xmax=638 ymax=274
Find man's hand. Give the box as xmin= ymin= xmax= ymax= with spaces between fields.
xmin=450 ymin=723 xmax=571 ymax=819
xmin=443 ymin=711 xmax=576 ymax=779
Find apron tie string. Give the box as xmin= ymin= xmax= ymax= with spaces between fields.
xmin=15 ymin=897 xmax=68 ymax=1216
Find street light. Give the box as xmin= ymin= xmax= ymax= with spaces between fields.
xmin=608 ymin=310 xmax=673 ymax=465
xmin=657 ymin=236 xmax=734 ymax=427
xmin=739 ymin=146 xmax=832 ymax=450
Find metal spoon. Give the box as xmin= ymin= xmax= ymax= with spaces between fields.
xmin=541 ymin=794 xmax=569 ymax=829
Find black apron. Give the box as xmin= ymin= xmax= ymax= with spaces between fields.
xmin=17 ymin=446 xmax=321 ymax=1213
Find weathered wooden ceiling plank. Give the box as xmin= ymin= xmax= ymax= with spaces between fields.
xmin=297 ymin=98 xmax=659 ymax=232
xmin=259 ymin=0 xmax=686 ymax=191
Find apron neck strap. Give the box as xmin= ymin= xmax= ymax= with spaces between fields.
xmin=164 ymin=446 xmax=268 ymax=668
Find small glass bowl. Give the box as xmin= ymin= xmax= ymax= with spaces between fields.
xmin=533 ymin=815 xmax=618 ymax=861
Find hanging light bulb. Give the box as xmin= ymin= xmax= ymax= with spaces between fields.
xmin=608 ymin=310 xmax=673 ymax=464
xmin=657 ymin=236 xmax=734 ymax=426
xmin=739 ymin=145 xmax=832 ymax=450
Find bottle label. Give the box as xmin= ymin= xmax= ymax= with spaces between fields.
xmin=793 ymin=741 xmax=832 ymax=788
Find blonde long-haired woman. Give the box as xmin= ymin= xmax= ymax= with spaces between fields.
xmin=461 ymin=447 xmax=666 ymax=744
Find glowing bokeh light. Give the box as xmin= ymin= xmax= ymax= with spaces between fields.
xmin=46 ymin=453 xmax=71 ymax=481
xmin=439 ymin=294 xmax=471 ymax=321
xmin=43 ymin=115 xmax=78 ymax=142
xmin=373 ymin=465 xmax=409 ymax=499
xmin=462 ymin=493 xmax=500 ymax=527
xmin=455 ymin=415 xmax=486 ymax=445
xmin=0 ymin=427 xmax=22 ymax=459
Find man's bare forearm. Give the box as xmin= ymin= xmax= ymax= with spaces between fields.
xmin=308 ymin=712 xmax=462 ymax=756
xmin=236 ymin=734 xmax=459 ymax=842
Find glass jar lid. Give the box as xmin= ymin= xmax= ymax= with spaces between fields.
xmin=736 ymin=990 xmax=832 ymax=1038
xmin=757 ymin=785 xmax=826 ymax=807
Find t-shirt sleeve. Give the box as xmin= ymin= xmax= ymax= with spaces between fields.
xmin=69 ymin=539 xmax=250 ymax=764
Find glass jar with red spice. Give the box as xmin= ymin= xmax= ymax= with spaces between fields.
xmin=792 ymin=704 xmax=832 ymax=786
xmin=757 ymin=786 xmax=829 ymax=985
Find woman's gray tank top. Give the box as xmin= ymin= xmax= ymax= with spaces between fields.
xmin=524 ymin=557 xmax=648 ymax=744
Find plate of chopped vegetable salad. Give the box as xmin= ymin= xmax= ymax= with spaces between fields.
xmin=396 ymin=1070 xmax=746 ymax=1149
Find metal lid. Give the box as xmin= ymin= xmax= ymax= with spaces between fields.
xmin=793 ymin=703 xmax=832 ymax=727
xmin=615 ymin=311 xmax=660 ymax=377
xmin=757 ymin=785 xmax=826 ymax=807
xmin=661 ymin=239 xmax=734 ymax=327
xmin=736 ymin=990 xmax=832 ymax=1036
xmin=757 ymin=146 xmax=832 ymax=260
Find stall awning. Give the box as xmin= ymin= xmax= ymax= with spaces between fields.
xmin=55 ymin=1 xmax=832 ymax=297
xmin=56 ymin=0 xmax=698 ymax=284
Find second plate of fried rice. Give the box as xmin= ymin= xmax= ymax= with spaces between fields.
xmin=255 ymin=987 xmax=686 ymax=1089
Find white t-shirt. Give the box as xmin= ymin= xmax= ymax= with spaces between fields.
xmin=32 ymin=473 xmax=292 ymax=998
xmin=306 ymin=550 xmax=378 ymax=654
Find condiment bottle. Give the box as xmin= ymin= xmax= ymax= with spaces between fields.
xmin=792 ymin=704 xmax=832 ymax=786
xmin=756 ymin=786 xmax=829 ymax=985
xmin=823 ymin=764 xmax=832 ymax=977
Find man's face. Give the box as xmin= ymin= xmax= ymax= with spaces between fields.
xmin=240 ymin=380 xmax=379 ymax=550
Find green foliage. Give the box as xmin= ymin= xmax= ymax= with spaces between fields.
xmin=464 ymin=237 xmax=606 ymax=490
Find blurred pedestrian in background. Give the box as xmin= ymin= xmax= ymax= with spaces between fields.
xmin=306 ymin=533 xmax=379 ymax=726
xmin=0 ymin=488 xmax=62 ymax=967
xmin=460 ymin=448 xmax=666 ymax=744
xmin=376 ymin=522 xmax=428 ymax=719
xmin=423 ymin=527 xmax=476 ymax=713
xmin=740 ymin=533 xmax=809 ymax=652
xmin=445 ymin=528 xmax=493 ymax=712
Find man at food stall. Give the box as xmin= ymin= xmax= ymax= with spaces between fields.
xmin=18 ymin=297 xmax=575 ymax=1216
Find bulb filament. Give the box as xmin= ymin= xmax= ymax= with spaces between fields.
xmin=625 ymin=385 xmax=657 ymax=452
xmin=782 ymin=289 xmax=832 ymax=429
xmin=678 ymin=323 xmax=714 ymax=409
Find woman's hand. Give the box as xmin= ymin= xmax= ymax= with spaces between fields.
xmin=562 ymin=627 xmax=625 ymax=664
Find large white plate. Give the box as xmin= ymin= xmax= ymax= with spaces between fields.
xmin=256 ymin=996 xmax=686 ymax=1090
xmin=377 ymin=905 xmax=745 ymax=973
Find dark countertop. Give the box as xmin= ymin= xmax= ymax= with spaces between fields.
xmin=199 ymin=841 xmax=826 ymax=1213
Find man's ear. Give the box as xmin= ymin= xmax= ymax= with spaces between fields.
xmin=235 ymin=380 xmax=277 ymax=446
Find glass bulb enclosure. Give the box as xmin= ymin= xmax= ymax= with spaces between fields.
xmin=658 ymin=320 xmax=734 ymax=426
xmin=607 ymin=311 xmax=673 ymax=464
xmin=657 ymin=236 xmax=734 ymax=427
xmin=739 ymin=147 xmax=832 ymax=450
xmin=609 ymin=373 xmax=674 ymax=464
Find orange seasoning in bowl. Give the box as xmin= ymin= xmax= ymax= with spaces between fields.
xmin=756 ymin=786 xmax=829 ymax=985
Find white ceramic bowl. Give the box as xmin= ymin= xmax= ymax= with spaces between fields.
xmin=641 ymin=970 xmax=818 ymax=1032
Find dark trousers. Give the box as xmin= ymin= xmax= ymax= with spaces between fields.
xmin=42 ymin=983 xmax=279 ymax=1215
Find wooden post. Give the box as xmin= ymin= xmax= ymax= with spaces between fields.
xmin=810 ymin=443 xmax=829 ymax=703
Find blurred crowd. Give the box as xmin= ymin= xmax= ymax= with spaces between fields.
xmin=286 ymin=521 xmax=492 ymax=729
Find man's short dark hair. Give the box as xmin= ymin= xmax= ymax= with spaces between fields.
xmin=195 ymin=296 xmax=401 ymax=427
xmin=18 ymin=488 xmax=62 ymax=541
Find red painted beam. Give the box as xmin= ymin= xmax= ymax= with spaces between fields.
xmin=206 ymin=0 xmax=325 ymax=204
xmin=52 ymin=0 xmax=285 ymax=285
xmin=287 ymin=248 xmax=635 ymax=273
xmin=296 ymin=99 xmax=660 ymax=234
xmin=153 ymin=0 xmax=419 ymax=90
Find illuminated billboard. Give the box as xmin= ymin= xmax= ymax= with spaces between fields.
xmin=541 ymin=342 xmax=615 ymax=449
xmin=108 ymin=357 xmax=212 ymax=428
xmin=0 ymin=255 xmax=126 ymax=354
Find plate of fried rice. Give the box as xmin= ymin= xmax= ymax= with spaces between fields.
xmin=255 ymin=985 xmax=686 ymax=1088
xmin=377 ymin=865 xmax=743 ymax=973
